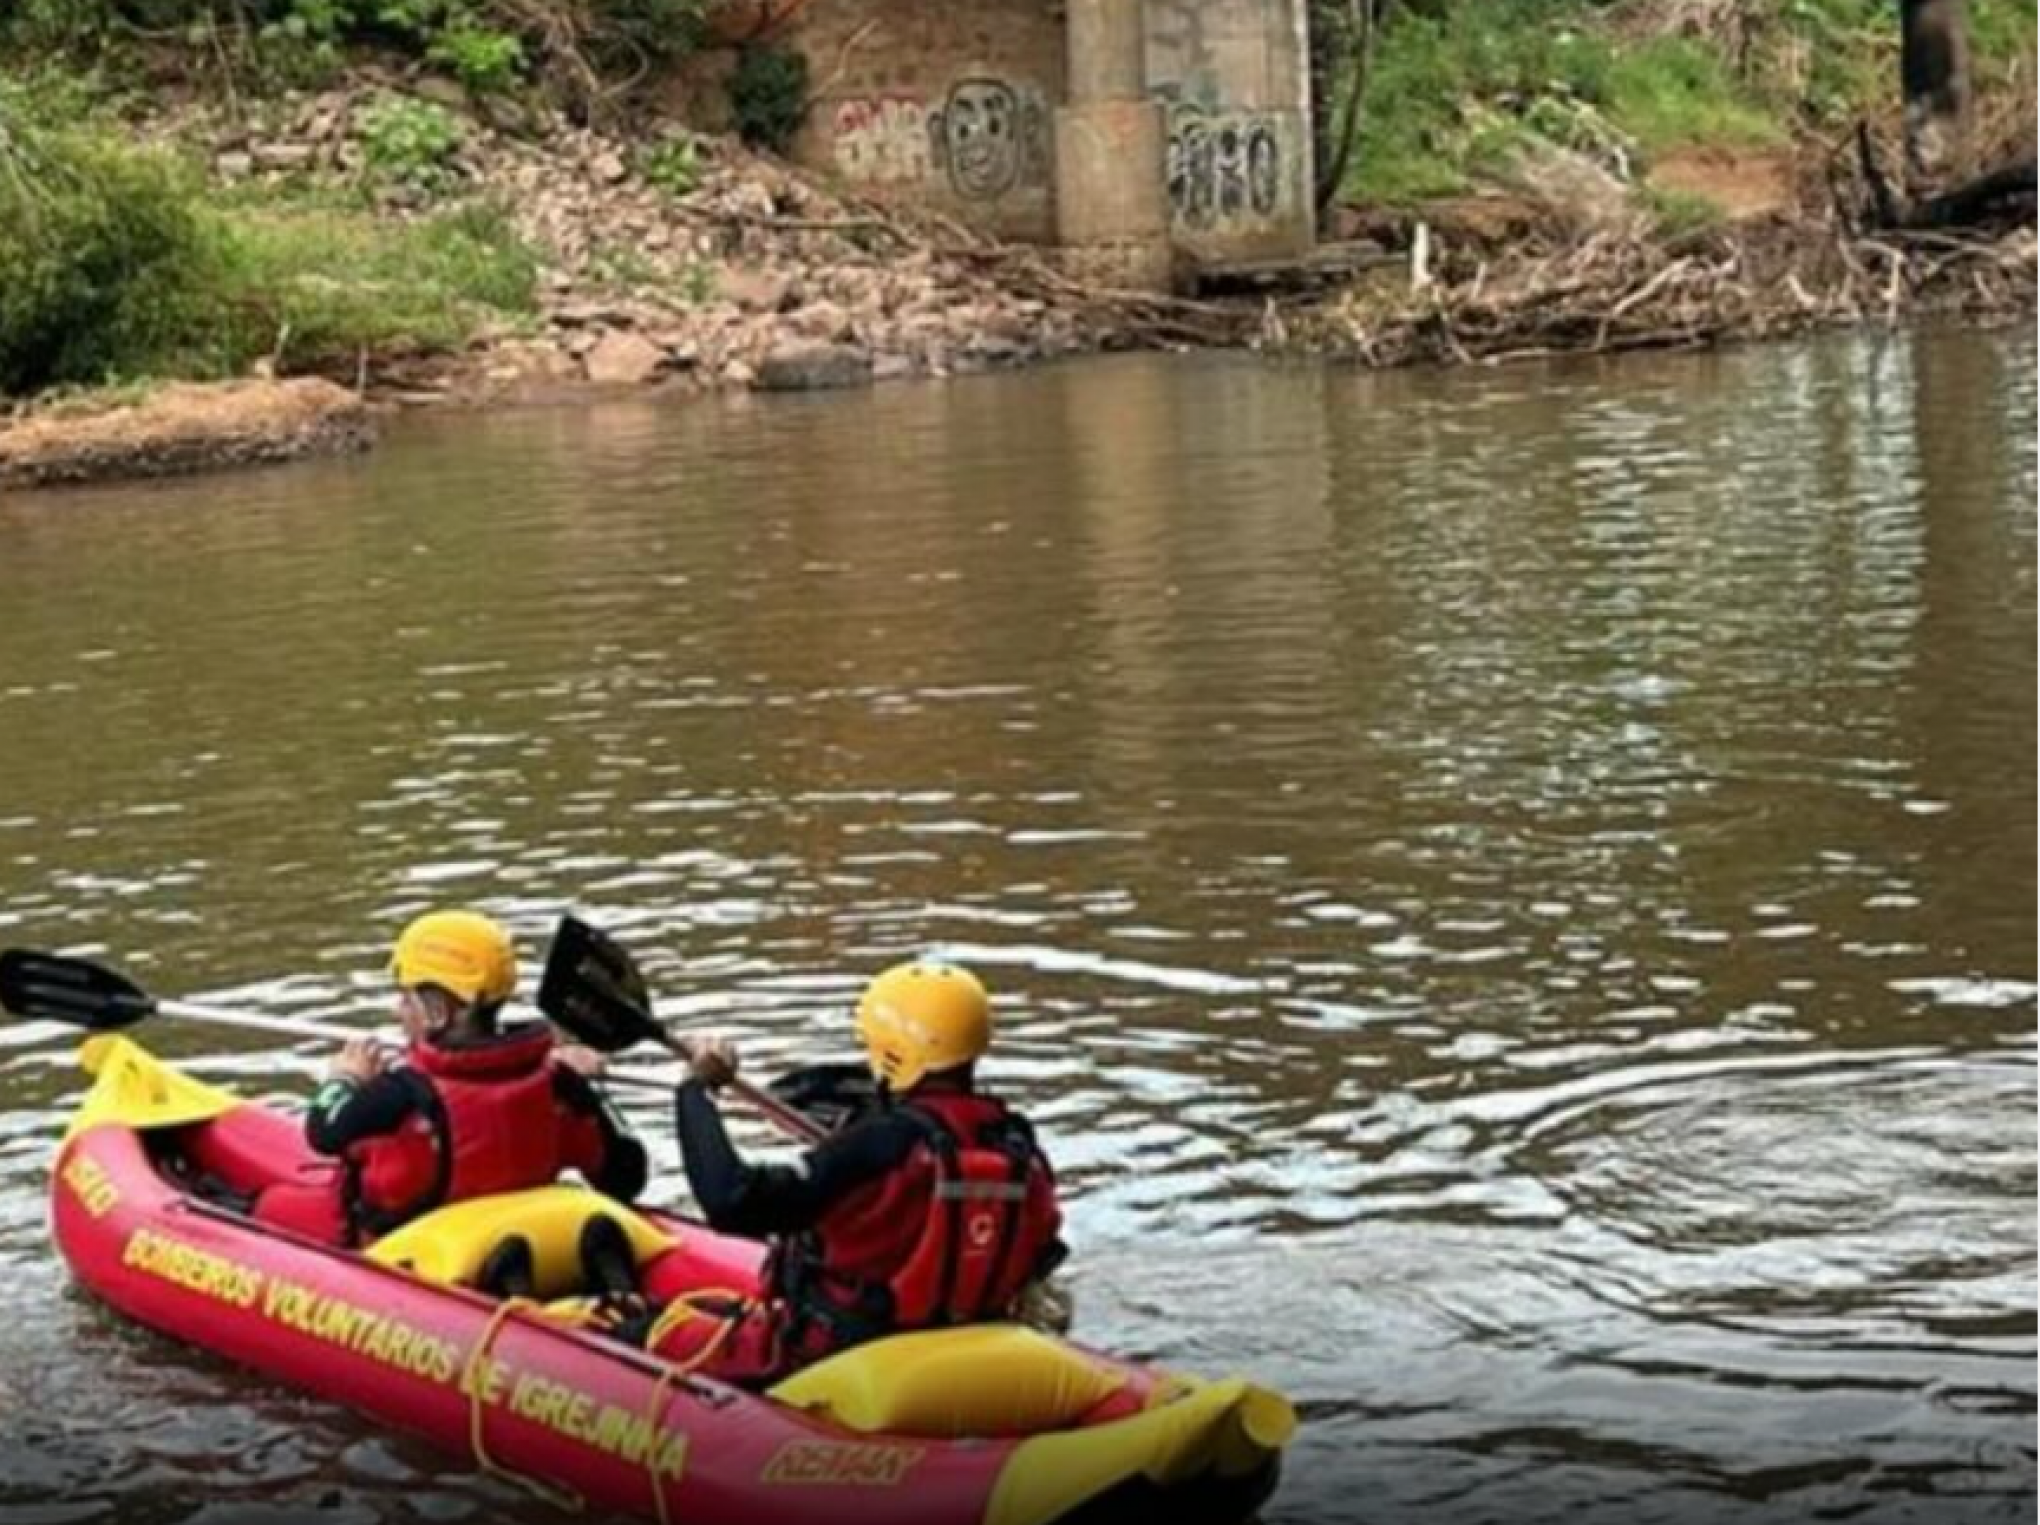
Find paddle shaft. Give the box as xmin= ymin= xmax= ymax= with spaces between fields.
xmin=148 ymin=997 xmax=823 ymax=1141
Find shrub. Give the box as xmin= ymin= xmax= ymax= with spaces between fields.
xmin=428 ymin=24 xmax=527 ymax=95
xmin=0 ymin=101 xmax=212 ymax=393
xmin=0 ymin=81 xmax=538 ymax=394
xmin=728 ymin=41 xmax=808 ymax=154
xmin=638 ymin=132 xmax=701 ymax=197
xmin=357 ymin=94 xmax=466 ymax=194
xmin=1 ymin=0 xmax=711 ymax=110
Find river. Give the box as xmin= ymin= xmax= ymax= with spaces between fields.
xmin=0 ymin=329 xmax=2032 ymax=1525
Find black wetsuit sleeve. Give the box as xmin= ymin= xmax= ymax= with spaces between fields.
xmin=675 ymin=1080 xmax=922 ymax=1238
xmin=553 ymin=1067 xmax=651 ymax=1204
xmin=305 ymin=1072 xmax=419 ymax=1156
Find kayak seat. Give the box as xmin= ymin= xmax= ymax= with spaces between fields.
xmin=366 ymin=1185 xmax=676 ymax=1299
xmin=769 ymin=1324 xmax=1127 ymax=1438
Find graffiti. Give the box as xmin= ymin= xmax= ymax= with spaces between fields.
xmin=830 ymin=78 xmax=1048 ymax=203
xmin=832 ymin=96 xmax=933 ymax=186
xmin=928 ymin=77 xmax=1049 ymax=201
xmin=1166 ymin=105 xmax=1286 ymax=231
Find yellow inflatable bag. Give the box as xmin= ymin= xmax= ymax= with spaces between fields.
xmin=770 ymin=1324 xmax=1126 ymax=1437
xmin=367 ymin=1185 xmax=675 ymax=1297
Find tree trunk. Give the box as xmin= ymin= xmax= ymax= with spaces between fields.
xmin=1899 ymin=0 xmax=1972 ymax=192
xmin=1311 ymin=0 xmax=1385 ymax=220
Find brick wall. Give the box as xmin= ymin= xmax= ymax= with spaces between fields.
xmin=751 ymin=0 xmax=1315 ymax=261
xmin=778 ymin=0 xmax=1065 ymax=242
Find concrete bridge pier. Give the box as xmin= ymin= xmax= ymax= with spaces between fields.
xmin=1054 ymin=0 xmax=1175 ymax=291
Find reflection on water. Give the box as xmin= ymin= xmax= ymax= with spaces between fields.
xmin=0 ymin=328 xmax=2033 ymax=1524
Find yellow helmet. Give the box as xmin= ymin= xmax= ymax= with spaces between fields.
xmin=390 ymin=911 xmax=518 ymax=1006
xmin=854 ymin=962 xmax=991 ymax=1091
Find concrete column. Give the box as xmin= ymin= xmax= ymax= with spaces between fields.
xmin=1054 ymin=0 xmax=1174 ymax=291
xmin=1066 ymin=0 xmax=1145 ymax=103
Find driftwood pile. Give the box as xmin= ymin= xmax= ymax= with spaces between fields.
xmin=1295 ymin=220 xmax=2033 ymax=367
xmin=1290 ymin=111 xmax=2035 ymax=368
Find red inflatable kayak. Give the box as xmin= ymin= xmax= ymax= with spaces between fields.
xmin=50 ymin=1036 xmax=1293 ymax=1524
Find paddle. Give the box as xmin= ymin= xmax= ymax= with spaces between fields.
xmin=0 ymin=946 xmax=680 ymax=1099
xmin=537 ymin=914 xmax=826 ymax=1143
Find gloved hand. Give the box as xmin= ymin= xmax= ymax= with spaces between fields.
xmin=555 ymin=1043 xmax=608 ymax=1078
xmin=330 ymin=1037 xmax=390 ymax=1085
xmin=679 ymin=1034 xmax=741 ymax=1091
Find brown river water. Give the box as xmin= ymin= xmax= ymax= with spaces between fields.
xmin=0 ymin=330 xmax=2032 ymax=1525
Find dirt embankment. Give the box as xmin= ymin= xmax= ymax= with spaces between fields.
xmin=0 ymin=379 xmax=371 ymax=490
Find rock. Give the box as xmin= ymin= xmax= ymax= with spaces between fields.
xmin=1496 ymin=139 xmax=1636 ymax=234
xmin=725 ymin=180 xmax=776 ymax=220
xmin=977 ymin=306 xmax=1037 ymax=343
xmin=592 ymin=151 xmax=629 ymax=185
xmin=721 ymin=359 xmax=758 ymax=388
xmin=753 ymin=342 xmax=873 ymax=393
xmin=252 ymin=142 xmax=316 ymax=172
xmin=790 ymin=300 xmax=852 ymax=341
xmin=481 ymin=340 xmax=580 ymax=390
xmin=720 ymin=266 xmax=795 ymax=313
xmin=215 ymin=151 xmax=254 ymax=180
xmin=477 ymin=95 xmax=534 ymax=136
xmin=582 ymin=330 xmax=668 ymax=386
xmin=970 ymin=336 xmax=1028 ymax=363
xmin=646 ymin=328 xmax=701 ymax=366
xmin=414 ymin=76 xmax=469 ymax=111
xmin=873 ymin=353 xmax=917 ymax=382
xmin=550 ymin=300 xmax=633 ymax=329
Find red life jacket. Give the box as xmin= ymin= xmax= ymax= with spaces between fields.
xmin=349 ymin=1025 xmax=569 ymax=1236
xmin=779 ymin=1091 xmax=1063 ymax=1340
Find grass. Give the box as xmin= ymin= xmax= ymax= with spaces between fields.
xmin=1343 ymin=0 xmax=2038 ymax=208
xmin=211 ymin=198 xmax=539 ymax=370
xmin=0 ymin=74 xmax=538 ymax=396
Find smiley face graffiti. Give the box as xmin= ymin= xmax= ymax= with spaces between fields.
xmin=928 ymin=77 xmax=1048 ymax=201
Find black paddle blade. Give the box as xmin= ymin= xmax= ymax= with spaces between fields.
xmin=0 ymin=948 xmax=157 ymax=1029
xmin=536 ymin=916 xmax=661 ymax=1054
xmin=767 ymin=1062 xmax=879 ymax=1134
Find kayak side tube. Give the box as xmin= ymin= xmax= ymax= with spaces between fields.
xmin=49 ymin=1036 xmax=1293 ymax=1525
xmin=50 ymin=1104 xmax=1004 ymax=1524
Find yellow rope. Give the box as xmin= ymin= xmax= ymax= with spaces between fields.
xmin=643 ymin=1287 xmax=750 ymax=1368
xmin=460 ymin=1297 xmax=586 ymax=1514
xmin=636 ymin=1290 xmax=752 ymax=1525
xmin=641 ymin=1364 xmax=684 ymax=1525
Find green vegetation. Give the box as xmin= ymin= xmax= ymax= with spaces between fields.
xmin=0 ymin=82 xmax=535 ymax=396
xmin=0 ymin=97 xmax=211 ymax=394
xmin=1337 ymin=0 xmax=2038 ymax=207
xmin=638 ymin=132 xmax=703 ymax=199
xmin=357 ymin=94 xmax=466 ymax=194
xmin=728 ymin=42 xmax=809 ymax=155
xmin=212 ymin=198 xmax=537 ymax=367
xmin=1 ymin=0 xmax=708 ymax=108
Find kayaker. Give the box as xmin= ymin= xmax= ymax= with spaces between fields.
xmin=621 ymin=961 xmax=1066 ymax=1385
xmin=249 ymin=910 xmax=648 ymax=1256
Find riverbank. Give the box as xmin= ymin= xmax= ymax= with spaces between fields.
xmin=1 ymin=3 xmax=2032 ymax=488
xmin=0 ymin=379 xmax=370 ymax=489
